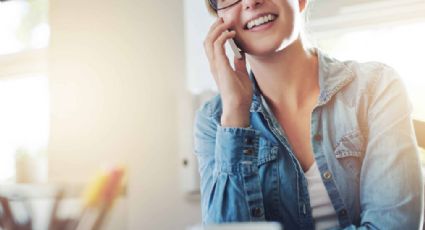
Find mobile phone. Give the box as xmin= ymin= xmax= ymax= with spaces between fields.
xmin=227 ymin=33 xmax=243 ymax=59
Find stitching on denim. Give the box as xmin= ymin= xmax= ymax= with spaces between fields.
xmin=318 ymin=61 xmax=356 ymax=107
xmin=257 ymin=143 xmax=278 ymax=166
xmin=335 ymin=151 xmax=362 ymax=158
xmin=333 ymin=129 xmax=360 ymax=148
xmin=334 ymin=129 xmax=365 ymax=158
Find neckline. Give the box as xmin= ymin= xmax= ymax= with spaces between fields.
xmin=305 ymin=161 xmax=317 ymax=175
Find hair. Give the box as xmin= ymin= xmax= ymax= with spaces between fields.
xmin=301 ymin=0 xmax=317 ymax=49
xmin=204 ymin=0 xmax=217 ymax=16
xmin=203 ymin=0 xmax=314 ymax=18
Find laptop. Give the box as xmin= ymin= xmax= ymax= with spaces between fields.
xmin=188 ymin=222 xmax=283 ymax=230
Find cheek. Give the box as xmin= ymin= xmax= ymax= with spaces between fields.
xmin=218 ymin=7 xmax=241 ymax=30
xmin=222 ymin=17 xmax=238 ymax=30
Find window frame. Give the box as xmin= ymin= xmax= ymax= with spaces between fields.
xmin=307 ymin=0 xmax=425 ymax=40
xmin=0 ymin=49 xmax=48 ymax=79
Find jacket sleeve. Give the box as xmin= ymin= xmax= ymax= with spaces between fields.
xmin=193 ymin=102 xmax=266 ymax=224
xmin=342 ymin=66 xmax=424 ymax=229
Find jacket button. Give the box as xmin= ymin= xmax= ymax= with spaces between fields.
xmin=339 ymin=209 xmax=348 ymax=216
xmin=243 ymin=148 xmax=254 ymax=155
xmin=251 ymin=207 xmax=263 ymax=217
xmin=244 ymin=137 xmax=253 ymax=145
xmin=323 ymin=171 xmax=332 ymax=180
xmin=313 ymin=134 xmax=322 ymax=142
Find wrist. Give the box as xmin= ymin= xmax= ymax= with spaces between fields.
xmin=221 ymin=110 xmax=250 ymax=128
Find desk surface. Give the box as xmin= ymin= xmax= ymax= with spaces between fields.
xmin=0 ymin=183 xmax=83 ymax=200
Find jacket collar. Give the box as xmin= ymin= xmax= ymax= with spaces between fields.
xmin=249 ymin=48 xmax=355 ymax=113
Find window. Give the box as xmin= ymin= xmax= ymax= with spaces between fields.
xmin=0 ymin=0 xmax=49 ymax=55
xmin=0 ymin=0 xmax=49 ymax=182
xmin=0 ymin=74 xmax=49 ymax=181
xmin=316 ymin=22 xmax=425 ymax=121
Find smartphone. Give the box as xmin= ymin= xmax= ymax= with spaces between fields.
xmin=227 ymin=31 xmax=243 ymax=59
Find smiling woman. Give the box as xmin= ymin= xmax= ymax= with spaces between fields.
xmin=193 ymin=0 xmax=423 ymax=229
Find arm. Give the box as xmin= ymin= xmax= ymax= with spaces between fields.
xmin=343 ymin=66 xmax=423 ymax=229
xmin=194 ymin=103 xmax=266 ymax=223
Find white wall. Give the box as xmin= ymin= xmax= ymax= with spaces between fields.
xmin=48 ymin=0 xmax=201 ymax=229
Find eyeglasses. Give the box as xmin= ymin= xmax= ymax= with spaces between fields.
xmin=208 ymin=0 xmax=242 ymax=11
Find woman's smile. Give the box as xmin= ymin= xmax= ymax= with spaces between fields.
xmin=244 ymin=13 xmax=278 ymax=31
xmin=246 ymin=17 xmax=276 ymax=32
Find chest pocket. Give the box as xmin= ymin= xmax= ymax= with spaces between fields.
xmin=334 ymin=129 xmax=366 ymax=179
xmin=257 ymin=137 xmax=279 ymax=166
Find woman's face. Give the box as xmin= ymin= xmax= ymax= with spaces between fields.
xmin=217 ymin=0 xmax=304 ymax=56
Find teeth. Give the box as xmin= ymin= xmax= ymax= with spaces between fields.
xmin=246 ymin=14 xmax=275 ymax=30
xmin=255 ymin=18 xmax=261 ymax=26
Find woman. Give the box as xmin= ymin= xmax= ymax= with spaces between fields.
xmin=194 ymin=0 xmax=424 ymax=229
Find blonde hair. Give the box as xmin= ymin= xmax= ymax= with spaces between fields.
xmin=204 ymin=0 xmax=218 ymax=16
xmin=203 ymin=0 xmax=313 ymax=18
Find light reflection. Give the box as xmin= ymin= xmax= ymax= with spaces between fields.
xmin=0 ymin=0 xmax=49 ymax=55
xmin=31 ymin=23 xmax=50 ymax=49
xmin=318 ymin=22 xmax=425 ymax=121
xmin=0 ymin=75 xmax=49 ymax=181
xmin=0 ymin=0 xmax=27 ymax=55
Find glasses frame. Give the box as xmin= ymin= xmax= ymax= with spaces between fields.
xmin=208 ymin=0 xmax=242 ymax=11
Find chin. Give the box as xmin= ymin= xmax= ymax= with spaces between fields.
xmin=240 ymin=28 xmax=298 ymax=57
xmin=245 ymin=47 xmax=278 ymax=57
xmin=242 ymin=38 xmax=292 ymax=57
xmin=275 ymin=37 xmax=297 ymax=52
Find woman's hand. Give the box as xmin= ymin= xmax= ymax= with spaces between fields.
xmin=203 ymin=18 xmax=253 ymax=128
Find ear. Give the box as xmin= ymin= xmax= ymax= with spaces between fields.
xmin=298 ymin=0 xmax=307 ymax=12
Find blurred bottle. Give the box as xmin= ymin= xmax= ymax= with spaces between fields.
xmin=15 ymin=147 xmax=48 ymax=184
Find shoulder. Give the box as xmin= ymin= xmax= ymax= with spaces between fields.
xmin=327 ymin=56 xmax=403 ymax=106
xmin=344 ymin=60 xmax=402 ymax=92
xmin=344 ymin=60 xmax=406 ymax=109
xmin=317 ymin=49 xmax=403 ymax=105
xmin=318 ymin=51 xmax=409 ymax=124
xmin=336 ymin=59 xmax=411 ymax=121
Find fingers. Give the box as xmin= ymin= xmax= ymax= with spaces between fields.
xmin=204 ymin=18 xmax=235 ymax=87
xmin=234 ymin=52 xmax=248 ymax=76
xmin=206 ymin=18 xmax=225 ymax=42
xmin=203 ymin=18 xmax=231 ymax=62
xmin=213 ymin=30 xmax=236 ymax=66
xmin=203 ymin=18 xmax=249 ymax=92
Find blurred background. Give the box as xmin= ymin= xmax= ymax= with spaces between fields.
xmin=0 ymin=0 xmax=424 ymax=229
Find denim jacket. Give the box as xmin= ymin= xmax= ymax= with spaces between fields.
xmin=194 ymin=49 xmax=424 ymax=229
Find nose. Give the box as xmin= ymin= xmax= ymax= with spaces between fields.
xmin=242 ymin=0 xmax=264 ymax=10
